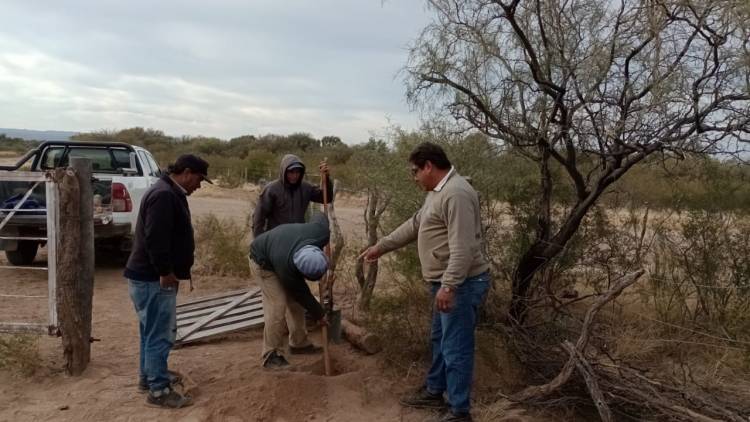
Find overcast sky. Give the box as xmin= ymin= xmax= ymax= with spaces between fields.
xmin=0 ymin=1 xmax=432 ymax=143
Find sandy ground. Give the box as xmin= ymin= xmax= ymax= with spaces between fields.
xmin=0 ymin=259 xmax=427 ymax=422
xmin=0 ymin=182 xmax=541 ymax=422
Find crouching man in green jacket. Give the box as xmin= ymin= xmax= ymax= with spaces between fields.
xmin=249 ymin=212 xmax=330 ymax=369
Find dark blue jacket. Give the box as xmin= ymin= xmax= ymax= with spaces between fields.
xmin=124 ymin=176 xmax=195 ymax=281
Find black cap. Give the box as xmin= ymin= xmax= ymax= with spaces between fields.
xmin=173 ymin=154 xmax=213 ymax=184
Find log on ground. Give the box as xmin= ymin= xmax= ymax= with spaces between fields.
xmin=341 ymin=319 xmax=381 ymax=354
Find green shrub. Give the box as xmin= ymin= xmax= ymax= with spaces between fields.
xmin=363 ymin=273 xmax=432 ymax=369
xmin=193 ymin=213 xmax=252 ymax=277
xmin=646 ymin=210 xmax=750 ymax=335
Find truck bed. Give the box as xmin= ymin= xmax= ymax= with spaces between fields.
xmin=0 ymin=213 xmax=130 ymax=240
xmin=0 ymin=178 xmax=128 ymax=240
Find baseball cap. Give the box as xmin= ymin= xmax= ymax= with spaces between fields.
xmin=292 ymin=245 xmax=328 ymax=280
xmin=174 ymin=154 xmax=213 ymax=184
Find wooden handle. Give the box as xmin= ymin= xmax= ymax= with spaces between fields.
xmin=321 ymin=158 xmax=329 ymax=214
xmin=321 ymin=325 xmax=331 ymax=375
xmin=318 ymin=275 xmax=332 ymax=376
xmin=319 ymin=158 xmax=333 ymax=376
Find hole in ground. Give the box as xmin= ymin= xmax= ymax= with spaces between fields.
xmin=296 ymin=356 xmax=353 ymax=376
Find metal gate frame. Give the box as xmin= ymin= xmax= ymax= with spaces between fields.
xmin=0 ymin=170 xmax=58 ymax=335
xmin=176 ymin=288 xmax=262 ymax=344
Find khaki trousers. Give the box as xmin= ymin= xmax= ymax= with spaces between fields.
xmin=251 ymin=261 xmax=311 ymax=360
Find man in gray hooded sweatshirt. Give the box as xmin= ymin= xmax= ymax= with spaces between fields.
xmin=252 ymin=154 xmax=333 ymax=237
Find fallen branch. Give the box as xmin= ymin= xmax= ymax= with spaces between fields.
xmin=594 ymin=363 xmax=748 ymax=421
xmin=341 ymin=319 xmax=382 ymax=354
xmin=511 ymin=270 xmax=644 ymax=402
xmin=562 ymin=341 xmax=612 ymax=422
xmin=506 ymin=268 xmax=749 ymax=421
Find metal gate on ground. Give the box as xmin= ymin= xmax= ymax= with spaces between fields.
xmin=0 ymin=171 xmax=58 ymax=335
xmin=176 ymin=287 xmax=263 ymax=345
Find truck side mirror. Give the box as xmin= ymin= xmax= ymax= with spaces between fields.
xmin=121 ymin=152 xmax=139 ymax=175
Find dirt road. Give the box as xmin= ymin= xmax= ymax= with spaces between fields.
xmin=0 ymin=185 xmax=440 ymax=422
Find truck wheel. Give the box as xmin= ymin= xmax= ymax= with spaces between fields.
xmin=5 ymin=241 xmax=39 ymax=266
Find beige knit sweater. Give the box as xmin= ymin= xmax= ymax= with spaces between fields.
xmin=377 ymin=171 xmax=489 ymax=287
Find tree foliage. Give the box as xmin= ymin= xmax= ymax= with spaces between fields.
xmin=407 ymin=0 xmax=750 ymax=321
xmin=0 ymin=134 xmax=40 ymax=153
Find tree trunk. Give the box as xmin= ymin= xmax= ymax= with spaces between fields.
xmin=356 ymin=260 xmax=379 ymax=311
xmin=54 ymin=158 xmax=95 ymax=376
xmin=509 ymin=185 xmax=607 ymax=324
xmin=327 ymin=179 xmax=345 ymax=270
xmin=356 ymin=189 xmax=383 ymax=310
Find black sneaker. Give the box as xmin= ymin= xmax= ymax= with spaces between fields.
xmin=290 ymin=344 xmax=323 ymax=355
xmin=263 ymin=351 xmax=290 ymax=369
xmin=146 ymin=387 xmax=192 ymax=409
xmin=138 ymin=370 xmax=183 ymax=392
xmin=436 ymin=411 xmax=473 ymax=422
xmin=399 ymin=386 xmax=447 ymax=410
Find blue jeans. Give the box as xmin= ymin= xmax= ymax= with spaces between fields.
xmin=425 ymin=272 xmax=490 ymax=415
xmin=128 ymin=279 xmax=177 ymax=392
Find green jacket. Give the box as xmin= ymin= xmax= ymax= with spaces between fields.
xmin=249 ymin=212 xmax=329 ymax=319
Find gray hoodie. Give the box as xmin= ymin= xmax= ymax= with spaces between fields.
xmin=252 ymin=154 xmax=334 ymax=237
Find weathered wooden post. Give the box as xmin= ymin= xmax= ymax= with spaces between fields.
xmin=55 ymin=157 xmax=95 ymax=375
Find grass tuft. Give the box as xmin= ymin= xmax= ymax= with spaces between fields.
xmin=0 ymin=334 xmax=41 ymax=376
xmin=193 ymin=213 xmax=252 ymax=277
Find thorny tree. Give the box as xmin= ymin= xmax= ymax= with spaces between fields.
xmin=406 ymin=0 xmax=750 ymax=323
xmin=351 ymin=141 xmax=423 ymax=310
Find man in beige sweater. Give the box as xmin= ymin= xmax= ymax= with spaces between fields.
xmin=359 ymin=142 xmax=490 ymax=422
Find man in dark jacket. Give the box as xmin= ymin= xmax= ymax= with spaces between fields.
xmin=252 ymin=154 xmax=333 ymax=237
xmin=124 ymin=154 xmax=211 ymax=409
xmin=249 ymin=212 xmax=330 ymax=369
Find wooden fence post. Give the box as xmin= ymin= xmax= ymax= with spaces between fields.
xmin=55 ymin=158 xmax=95 ymax=375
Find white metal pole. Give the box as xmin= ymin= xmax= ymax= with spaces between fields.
xmin=45 ymin=172 xmax=58 ymax=334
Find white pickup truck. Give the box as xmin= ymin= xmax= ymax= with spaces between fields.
xmin=0 ymin=141 xmax=162 ymax=265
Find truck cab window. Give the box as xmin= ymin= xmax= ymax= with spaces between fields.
xmin=40 ymin=147 xmax=140 ymax=175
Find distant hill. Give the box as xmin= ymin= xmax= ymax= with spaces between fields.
xmin=0 ymin=128 xmax=79 ymax=142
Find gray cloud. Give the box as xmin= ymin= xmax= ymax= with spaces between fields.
xmin=0 ymin=1 xmax=431 ymax=143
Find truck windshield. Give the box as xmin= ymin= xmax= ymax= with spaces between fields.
xmin=40 ymin=147 xmax=137 ymax=174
